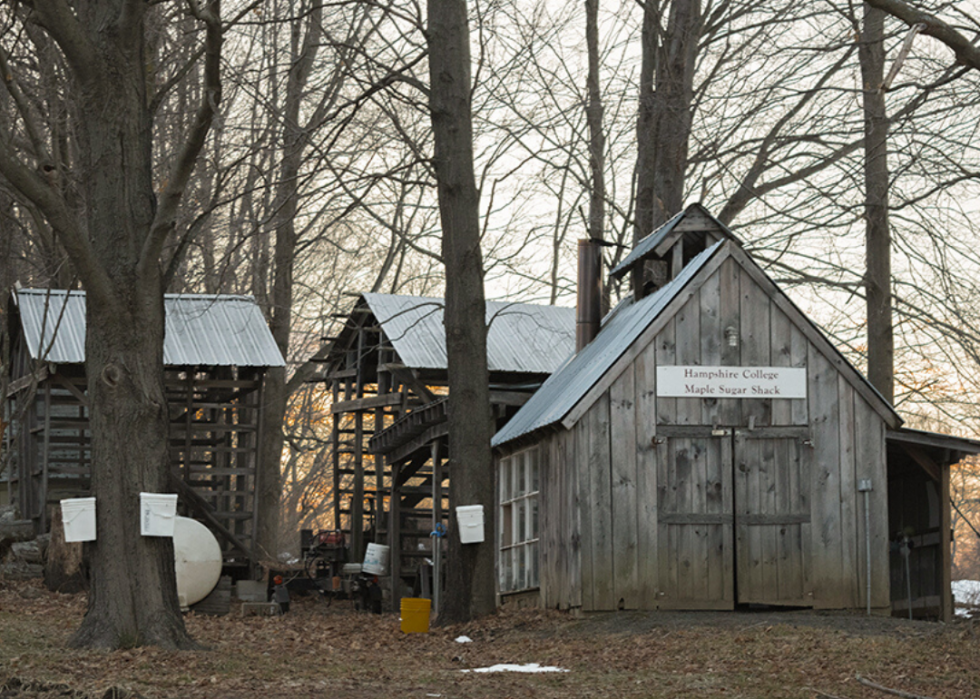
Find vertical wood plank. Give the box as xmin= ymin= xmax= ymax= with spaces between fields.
xmin=657 ymin=321 xmax=677 ymax=425
xmin=941 ymin=460 xmax=952 ymax=622
xmin=740 ymin=271 xmax=772 ymax=426
xmin=853 ymin=396 xmax=889 ymax=610
xmin=635 ymin=340 xmax=660 ymax=609
xmin=770 ymin=306 xmax=793 ymax=426
xmin=700 ymin=268 xmax=722 ymax=428
xmin=589 ymin=394 xmax=615 ymax=609
xmin=675 ymin=295 xmax=702 ymax=425
xmin=537 ymin=440 xmax=553 ymax=609
xmin=838 ymin=377 xmax=860 ymax=609
xmin=610 ymin=366 xmax=639 ymax=608
xmin=564 ymin=427 xmax=583 ymax=610
xmin=808 ymin=347 xmax=843 ymax=608
xmin=718 ymin=260 xmax=742 ymax=426
xmin=554 ymin=435 xmax=567 ymax=609
xmin=761 ymin=437 xmax=778 ymax=601
xmin=790 ymin=324 xmax=810 ymax=426
xmin=575 ymin=419 xmax=593 ymax=610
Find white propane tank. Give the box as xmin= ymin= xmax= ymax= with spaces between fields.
xmin=173 ymin=516 xmax=223 ymax=607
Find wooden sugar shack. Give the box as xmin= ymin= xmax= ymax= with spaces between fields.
xmin=3 ymin=289 xmax=284 ymax=572
xmin=319 ymin=293 xmax=573 ymax=605
xmin=492 ymin=204 xmax=980 ymax=620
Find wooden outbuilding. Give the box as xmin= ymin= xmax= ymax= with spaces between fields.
xmin=320 ymin=292 xmax=573 ymax=603
xmin=492 ymin=204 xmax=979 ymax=620
xmin=3 ymin=289 xmax=284 ymax=571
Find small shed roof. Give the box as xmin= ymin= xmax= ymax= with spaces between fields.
xmin=14 ymin=289 xmax=284 ymax=368
xmin=609 ymin=203 xmax=739 ymax=280
xmin=492 ymin=242 xmax=724 ymax=447
xmin=494 ymin=234 xmax=903 ymax=449
xmin=338 ymin=293 xmax=575 ymax=375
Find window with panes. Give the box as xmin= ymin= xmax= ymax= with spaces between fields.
xmin=498 ymin=447 xmax=539 ymax=593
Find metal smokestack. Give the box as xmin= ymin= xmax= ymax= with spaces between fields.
xmin=576 ymin=238 xmax=602 ymax=351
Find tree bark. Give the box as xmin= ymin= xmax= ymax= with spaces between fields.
xmin=586 ymin=0 xmax=605 ymax=245
xmin=255 ymin=0 xmax=324 ymax=564
xmin=864 ymin=0 xmax=980 ymax=72
xmin=426 ymin=0 xmax=496 ymax=624
xmin=66 ymin=2 xmax=193 ymax=648
xmin=0 ymin=0 xmax=222 ymax=649
xmin=651 ymin=0 xmax=701 ymax=229
xmin=860 ymin=3 xmax=894 ymax=403
xmin=633 ymin=0 xmax=658 ymax=245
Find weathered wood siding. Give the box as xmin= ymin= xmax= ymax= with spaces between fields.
xmin=535 ymin=256 xmax=889 ymax=611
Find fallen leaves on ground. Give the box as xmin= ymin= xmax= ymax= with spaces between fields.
xmin=1 ymin=579 xmax=979 ymax=698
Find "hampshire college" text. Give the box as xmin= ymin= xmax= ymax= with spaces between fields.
xmin=682 ymin=367 xmax=783 ymax=396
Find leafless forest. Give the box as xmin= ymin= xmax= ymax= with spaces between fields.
xmin=4 ymin=0 xmax=980 ymax=576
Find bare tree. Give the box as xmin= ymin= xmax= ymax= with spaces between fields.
xmin=0 ymin=0 xmax=222 ymax=649
xmin=427 ymin=0 xmax=496 ymax=623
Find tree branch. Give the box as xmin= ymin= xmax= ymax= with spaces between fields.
xmin=27 ymin=0 xmax=100 ymax=86
xmin=865 ymin=0 xmax=980 ymax=71
xmin=0 ymin=139 xmax=114 ymax=308
xmin=140 ymin=0 xmax=222 ymax=277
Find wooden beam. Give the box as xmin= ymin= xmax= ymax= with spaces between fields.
xmin=332 ymin=393 xmax=405 ymax=414
xmin=168 ymin=472 xmax=255 ymax=562
xmin=902 ymin=443 xmax=941 ymax=482
xmin=488 ymin=390 xmax=532 ymax=406
xmin=5 ymin=365 xmax=50 ymax=397
xmin=379 ymin=362 xmax=436 ymax=403
xmin=386 ymin=423 xmax=450 ymax=465
xmin=941 ymin=460 xmax=952 ymax=623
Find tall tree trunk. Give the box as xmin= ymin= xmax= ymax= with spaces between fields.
xmin=586 ymin=0 xmax=605 ymax=244
xmin=68 ymin=1 xmax=192 ymax=649
xmin=427 ymin=0 xmax=496 ymax=624
xmin=860 ymin=3 xmax=894 ymax=403
xmin=651 ymin=0 xmax=701 ymax=229
xmin=633 ymin=0 xmax=658 ymax=245
xmin=0 ymin=0 xmax=222 ymax=649
xmin=256 ymin=0 xmax=324 ymax=562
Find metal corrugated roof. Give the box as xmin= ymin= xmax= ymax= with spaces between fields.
xmin=360 ymin=293 xmax=575 ymax=374
xmin=609 ymin=203 xmax=738 ymax=280
xmin=492 ymin=241 xmax=725 ymax=447
xmin=14 ymin=289 xmax=284 ymax=367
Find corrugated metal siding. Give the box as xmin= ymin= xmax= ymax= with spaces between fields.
xmin=15 ymin=289 xmax=284 ymax=367
xmin=492 ymin=242 xmax=724 ymax=447
xmin=362 ymin=293 xmax=575 ymax=374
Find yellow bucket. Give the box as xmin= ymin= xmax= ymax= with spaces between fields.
xmin=400 ymin=597 xmax=431 ymax=633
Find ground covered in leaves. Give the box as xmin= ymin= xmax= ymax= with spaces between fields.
xmin=1 ymin=579 xmax=979 ymax=699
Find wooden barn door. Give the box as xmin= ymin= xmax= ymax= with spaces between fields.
xmin=655 ymin=427 xmax=735 ymax=610
xmin=733 ymin=428 xmax=812 ymax=606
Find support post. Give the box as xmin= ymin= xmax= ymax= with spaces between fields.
xmin=432 ymin=440 xmax=443 ymax=617
xmin=388 ymin=461 xmax=402 ymax=613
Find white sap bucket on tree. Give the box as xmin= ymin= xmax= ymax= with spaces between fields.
xmin=362 ymin=543 xmax=390 ymax=575
xmin=140 ymin=492 xmax=178 ymax=537
xmin=60 ymin=497 xmax=97 ymax=543
xmin=456 ymin=505 xmax=485 ymax=544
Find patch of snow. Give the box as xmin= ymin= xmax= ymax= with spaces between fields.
xmin=952 ymin=580 xmax=980 ymax=617
xmin=462 ymin=663 xmax=569 ymax=674
xmin=455 ymin=636 xmax=473 ymax=643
